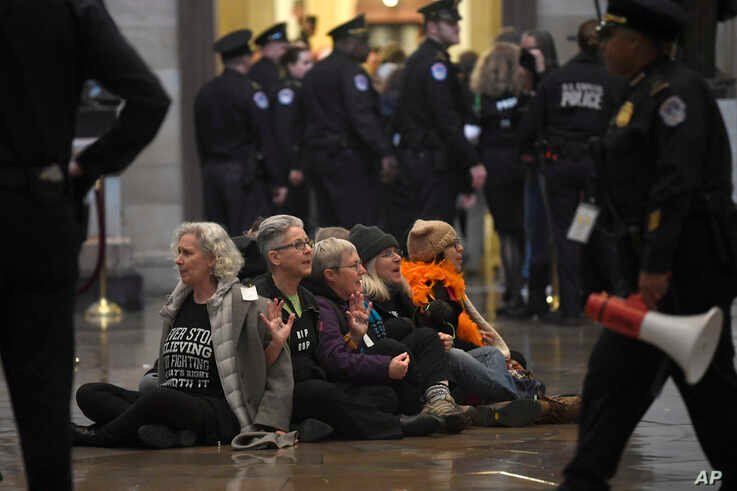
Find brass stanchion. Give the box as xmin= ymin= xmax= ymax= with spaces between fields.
xmin=84 ymin=178 xmax=123 ymax=326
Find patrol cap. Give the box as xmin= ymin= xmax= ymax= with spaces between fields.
xmin=254 ymin=22 xmax=288 ymax=47
xmin=418 ymin=0 xmax=462 ymax=22
xmin=599 ymin=0 xmax=687 ymax=41
xmin=213 ymin=29 xmax=253 ymax=57
xmin=327 ymin=14 xmax=368 ymax=41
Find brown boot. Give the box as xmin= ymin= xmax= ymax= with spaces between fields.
xmin=421 ymin=395 xmax=467 ymax=433
xmin=535 ymin=395 xmax=582 ymax=424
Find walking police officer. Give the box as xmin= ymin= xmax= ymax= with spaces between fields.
xmin=249 ymin=22 xmax=289 ymax=97
xmin=301 ymin=14 xmax=397 ymax=227
xmin=519 ymin=19 xmax=626 ymax=325
xmin=0 ymin=1 xmax=170 ymax=488
xmin=391 ymin=0 xmax=486 ymax=240
xmin=559 ymin=1 xmax=737 ymax=488
xmin=194 ymin=29 xmax=286 ymax=235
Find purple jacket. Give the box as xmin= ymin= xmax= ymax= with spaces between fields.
xmin=314 ymin=295 xmax=392 ymax=383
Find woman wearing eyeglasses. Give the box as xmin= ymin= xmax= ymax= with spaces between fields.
xmin=307 ymin=237 xmax=467 ymax=434
xmin=402 ymin=219 xmax=581 ymax=426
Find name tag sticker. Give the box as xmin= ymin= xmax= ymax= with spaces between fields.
xmin=363 ymin=334 xmax=375 ymax=348
xmin=567 ymin=203 xmax=600 ymax=244
xmin=240 ymin=285 xmax=258 ymax=301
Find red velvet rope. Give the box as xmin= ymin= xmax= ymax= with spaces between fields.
xmin=77 ymin=182 xmax=106 ymax=294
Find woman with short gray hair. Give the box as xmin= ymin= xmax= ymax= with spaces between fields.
xmin=71 ymin=222 xmax=297 ymax=451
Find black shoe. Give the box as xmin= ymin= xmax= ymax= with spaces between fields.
xmin=70 ymin=423 xmax=102 ymax=447
xmin=399 ymin=413 xmax=441 ymax=437
xmin=137 ymin=424 xmax=197 ymax=449
xmin=469 ymin=399 xmax=542 ymax=427
xmin=292 ymin=418 xmax=334 ymax=442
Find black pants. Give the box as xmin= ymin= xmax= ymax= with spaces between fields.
xmin=292 ymin=379 xmax=403 ymax=440
xmin=541 ymin=157 xmax=591 ymax=317
xmin=75 ymin=383 xmax=239 ymax=446
xmin=0 ymin=182 xmax=80 ymax=491
xmin=371 ymin=329 xmax=449 ymax=415
xmin=202 ymin=161 xmax=272 ymax=235
xmin=308 ymin=147 xmax=379 ymax=227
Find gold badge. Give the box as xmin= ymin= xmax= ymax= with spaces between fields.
xmin=648 ymin=210 xmax=661 ymax=232
xmin=616 ymin=101 xmax=634 ymax=128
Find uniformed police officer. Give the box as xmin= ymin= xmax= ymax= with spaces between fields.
xmin=390 ymin=0 xmax=486 ymax=240
xmin=301 ymin=14 xmax=397 ymax=227
xmin=249 ymin=22 xmax=289 ymax=97
xmin=0 ymin=1 xmax=170 ymax=488
xmin=194 ymin=29 xmax=286 ymax=235
xmin=559 ymin=1 xmax=737 ymax=489
xmin=274 ymin=45 xmax=314 ymax=229
xmin=519 ymin=19 xmax=626 ymax=325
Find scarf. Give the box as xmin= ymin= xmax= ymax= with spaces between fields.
xmin=401 ymin=259 xmax=483 ymax=347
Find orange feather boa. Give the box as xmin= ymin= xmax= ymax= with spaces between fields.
xmin=401 ymin=259 xmax=483 ymax=347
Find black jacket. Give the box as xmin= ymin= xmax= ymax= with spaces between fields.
xmin=478 ymin=92 xmax=532 ymax=149
xmin=253 ymin=274 xmax=325 ymax=383
xmin=194 ymin=68 xmax=285 ymax=185
xmin=248 ymin=57 xmax=282 ymax=97
xmin=371 ymin=287 xmax=416 ymax=341
xmin=0 ymin=0 xmax=170 ymax=183
xmin=273 ymin=77 xmax=305 ymax=173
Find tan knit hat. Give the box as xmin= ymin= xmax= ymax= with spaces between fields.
xmin=407 ymin=219 xmax=458 ymax=262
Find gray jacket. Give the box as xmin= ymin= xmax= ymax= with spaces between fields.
xmin=159 ymin=278 xmax=294 ymax=444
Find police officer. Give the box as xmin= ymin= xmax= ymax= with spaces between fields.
xmin=391 ymin=0 xmax=486 ymax=240
xmin=194 ymin=29 xmax=286 ymax=235
xmin=249 ymin=22 xmax=289 ymax=97
xmin=519 ymin=19 xmax=626 ymax=325
xmin=559 ymin=1 xmax=737 ymax=489
xmin=301 ymin=14 xmax=397 ymax=227
xmin=274 ymin=45 xmax=314 ymax=229
xmin=0 ymin=1 xmax=170 ymax=489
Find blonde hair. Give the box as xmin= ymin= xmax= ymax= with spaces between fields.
xmin=361 ymin=257 xmax=411 ymax=303
xmin=311 ymin=238 xmax=356 ymax=281
xmin=172 ymin=222 xmax=244 ymax=281
xmin=470 ymin=42 xmax=522 ymax=98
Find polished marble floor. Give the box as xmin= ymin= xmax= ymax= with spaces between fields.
xmin=0 ymin=293 xmax=729 ymax=490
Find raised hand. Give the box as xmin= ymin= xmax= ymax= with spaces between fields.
xmin=346 ymin=292 xmax=371 ymax=343
xmin=259 ymin=298 xmax=295 ymax=346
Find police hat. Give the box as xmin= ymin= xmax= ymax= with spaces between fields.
xmin=599 ymin=0 xmax=687 ymax=41
xmin=327 ymin=14 xmax=368 ymax=41
xmin=254 ymin=22 xmax=288 ymax=47
xmin=418 ymin=0 xmax=462 ymax=22
xmin=213 ymin=29 xmax=252 ymax=57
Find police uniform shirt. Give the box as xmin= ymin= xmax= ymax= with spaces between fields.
xmin=603 ymin=56 xmax=734 ymax=274
xmin=194 ymin=68 xmax=285 ymax=185
xmin=520 ymin=51 xmax=626 ymax=146
xmin=397 ymin=38 xmax=478 ymax=169
xmin=248 ymin=57 xmax=282 ymax=97
xmin=273 ymin=77 xmax=304 ymax=173
xmin=301 ymin=50 xmax=392 ymax=158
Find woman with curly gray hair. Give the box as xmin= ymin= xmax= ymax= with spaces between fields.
xmin=71 ymin=222 xmax=297 ymax=451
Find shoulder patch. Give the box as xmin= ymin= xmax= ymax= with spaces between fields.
xmin=659 ymin=95 xmax=686 ymax=127
xmin=431 ymin=62 xmax=447 ymax=81
xmin=253 ymin=91 xmax=269 ymax=110
xmin=354 ymin=73 xmax=369 ymax=92
xmin=277 ymin=88 xmax=295 ymax=105
xmin=650 ymin=81 xmax=670 ymax=96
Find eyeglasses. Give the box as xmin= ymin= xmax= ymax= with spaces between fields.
xmin=379 ymin=248 xmax=402 ymax=258
xmin=272 ymin=238 xmax=314 ymax=252
xmin=332 ymin=260 xmax=363 ymax=272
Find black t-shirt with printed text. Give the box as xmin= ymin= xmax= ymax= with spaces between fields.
xmin=161 ymin=293 xmax=224 ymax=397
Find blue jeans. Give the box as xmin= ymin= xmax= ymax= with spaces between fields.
xmin=448 ymin=346 xmax=545 ymax=404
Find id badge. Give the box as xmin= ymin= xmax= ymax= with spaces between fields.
xmin=567 ymin=203 xmax=600 ymax=244
xmin=240 ymin=285 xmax=258 ymax=301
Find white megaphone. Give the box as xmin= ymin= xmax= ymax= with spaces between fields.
xmin=586 ymin=293 xmax=723 ymax=385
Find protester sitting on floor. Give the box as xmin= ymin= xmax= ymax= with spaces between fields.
xmin=253 ymin=215 xmax=441 ymax=440
xmin=307 ymin=238 xmax=467 ymax=433
xmin=401 ymin=219 xmax=581 ymax=425
xmin=72 ymin=222 xmax=296 ymax=450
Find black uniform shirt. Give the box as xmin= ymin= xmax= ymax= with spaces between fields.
xmin=0 ymin=0 xmax=170 ymax=177
xmin=248 ymin=57 xmax=282 ymax=97
xmin=273 ymin=77 xmax=304 ymax=172
xmin=301 ymin=50 xmax=392 ymax=159
xmin=396 ymin=38 xmax=478 ymax=170
xmin=602 ymin=56 xmax=734 ymax=273
xmin=520 ymin=52 xmax=626 ymax=148
xmin=478 ymin=92 xmax=532 ymax=148
xmin=194 ymin=68 xmax=285 ymax=185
